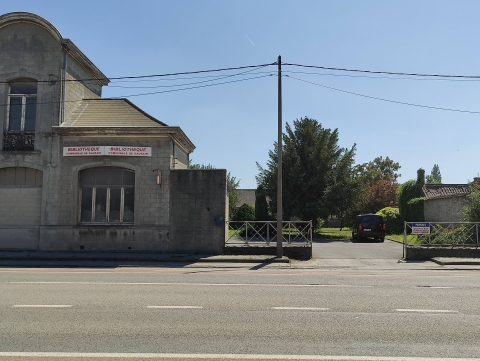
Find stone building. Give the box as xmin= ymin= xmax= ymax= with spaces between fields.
xmin=422 ymin=184 xmax=470 ymax=222
xmin=0 ymin=12 xmax=226 ymax=253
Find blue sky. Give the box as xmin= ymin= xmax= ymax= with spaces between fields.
xmin=5 ymin=0 xmax=480 ymax=188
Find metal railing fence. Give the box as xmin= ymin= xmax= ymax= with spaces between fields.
xmin=226 ymin=221 xmax=312 ymax=246
xmin=403 ymin=222 xmax=480 ymax=247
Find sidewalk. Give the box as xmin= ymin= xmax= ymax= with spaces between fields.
xmin=0 ymin=250 xmax=479 ymax=269
xmin=0 ymin=250 xmax=290 ymax=267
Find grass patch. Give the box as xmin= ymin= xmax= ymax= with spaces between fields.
xmin=315 ymin=227 xmax=351 ymax=240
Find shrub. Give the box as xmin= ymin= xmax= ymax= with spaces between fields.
xmin=376 ymin=207 xmax=403 ymax=234
xmin=231 ymin=203 xmax=255 ymax=222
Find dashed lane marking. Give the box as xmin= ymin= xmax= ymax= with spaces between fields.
xmin=12 ymin=305 xmax=72 ymax=308
xmin=147 ymin=306 xmax=203 ymax=309
xmin=395 ymin=309 xmax=458 ymax=314
xmin=272 ymin=307 xmax=330 ymax=311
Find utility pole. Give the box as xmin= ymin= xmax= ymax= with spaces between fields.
xmin=277 ymin=55 xmax=283 ymax=258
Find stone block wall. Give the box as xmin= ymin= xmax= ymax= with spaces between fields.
xmin=169 ymin=169 xmax=226 ymax=254
xmin=424 ymin=197 xmax=467 ymax=223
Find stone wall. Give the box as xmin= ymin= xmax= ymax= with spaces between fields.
xmin=169 ymin=169 xmax=226 ymax=254
xmin=424 ymin=197 xmax=467 ymax=222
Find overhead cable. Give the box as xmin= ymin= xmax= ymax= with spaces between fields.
xmin=285 ymin=74 xmax=480 ymax=114
xmin=283 ymin=63 xmax=480 ymax=79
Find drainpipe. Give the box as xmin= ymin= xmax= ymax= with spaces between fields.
xmin=61 ymin=45 xmax=69 ymax=124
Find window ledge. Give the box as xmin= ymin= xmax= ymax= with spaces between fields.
xmin=0 ymin=150 xmax=41 ymax=155
xmin=76 ymin=224 xmax=135 ymax=227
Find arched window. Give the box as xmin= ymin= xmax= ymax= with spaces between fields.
xmin=79 ymin=167 xmax=135 ymax=224
xmin=4 ymin=78 xmax=37 ymax=151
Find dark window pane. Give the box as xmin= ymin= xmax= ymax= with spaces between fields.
xmin=35 ymin=170 xmax=43 ymax=185
xmin=108 ymin=169 xmax=123 ymax=186
xmin=10 ymin=82 xmax=37 ymax=95
xmin=94 ymin=169 xmax=111 ymax=186
xmin=94 ymin=188 xmax=107 ymax=222
xmin=81 ymin=187 xmax=93 ymax=222
xmin=0 ymin=169 xmax=5 ymax=185
xmin=25 ymin=168 xmax=36 ymax=186
xmin=80 ymin=169 xmax=95 ymax=186
xmin=123 ymin=170 xmax=135 ymax=185
xmin=24 ymin=98 xmax=36 ymax=131
xmin=109 ymin=188 xmax=121 ymax=222
xmin=8 ymin=98 xmax=22 ymax=131
xmin=123 ymin=187 xmax=134 ymax=223
xmin=5 ymin=168 xmax=16 ymax=185
xmin=15 ymin=168 xmax=26 ymax=185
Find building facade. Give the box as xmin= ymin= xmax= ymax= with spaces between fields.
xmin=0 ymin=12 xmax=226 ymax=253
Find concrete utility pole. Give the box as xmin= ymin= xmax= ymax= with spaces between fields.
xmin=277 ymin=55 xmax=283 ymax=258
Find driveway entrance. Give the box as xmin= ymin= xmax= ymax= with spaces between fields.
xmin=312 ymin=239 xmax=403 ymax=260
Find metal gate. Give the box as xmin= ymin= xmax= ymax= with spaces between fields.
xmin=226 ymin=220 xmax=312 ymax=246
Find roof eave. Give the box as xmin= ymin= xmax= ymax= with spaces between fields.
xmin=52 ymin=126 xmax=195 ymax=153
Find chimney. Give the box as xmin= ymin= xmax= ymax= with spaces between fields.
xmin=474 ymin=177 xmax=480 ymax=186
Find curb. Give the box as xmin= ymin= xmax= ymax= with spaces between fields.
xmin=0 ymin=252 xmax=290 ymax=264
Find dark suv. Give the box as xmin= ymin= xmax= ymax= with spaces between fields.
xmin=352 ymin=214 xmax=386 ymax=242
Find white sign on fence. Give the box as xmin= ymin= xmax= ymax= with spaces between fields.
xmin=63 ymin=146 xmax=151 ymax=157
xmin=412 ymin=222 xmax=430 ymax=234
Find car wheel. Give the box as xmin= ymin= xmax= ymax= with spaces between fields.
xmin=379 ymin=237 xmax=385 ymax=243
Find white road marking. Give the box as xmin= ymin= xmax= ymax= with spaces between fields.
xmin=0 ymin=352 xmax=477 ymax=360
xmin=8 ymin=281 xmax=371 ymax=288
xmin=273 ymin=307 xmax=330 ymax=311
xmin=12 ymin=305 xmax=72 ymax=308
xmin=395 ymin=308 xmax=458 ymax=314
xmin=147 ymin=305 xmax=203 ymax=309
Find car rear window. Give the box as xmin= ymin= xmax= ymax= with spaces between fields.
xmin=360 ymin=215 xmax=383 ymax=223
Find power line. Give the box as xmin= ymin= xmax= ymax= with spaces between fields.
xmin=108 ymin=64 xmax=271 ymax=89
xmin=0 ymin=63 xmax=276 ymax=84
xmin=285 ymin=74 xmax=480 ymax=114
xmin=283 ymin=62 xmax=480 ymax=80
xmin=281 ymin=70 xmax=480 ymax=82
xmin=116 ymin=74 xmax=274 ymax=98
xmin=0 ymin=73 xmax=274 ymax=107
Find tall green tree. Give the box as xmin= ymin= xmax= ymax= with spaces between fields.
xmin=256 ymin=117 xmax=357 ymax=229
xmin=189 ymin=161 xmax=240 ymax=217
xmin=426 ymin=164 xmax=442 ymax=184
xmin=254 ymin=185 xmax=269 ymax=221
xmin=354 ymin=156 xmax=401 ymax=214
xmin=355 ymin=156 xmax=401 ymax=184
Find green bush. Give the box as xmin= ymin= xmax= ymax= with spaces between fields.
xmin=231 ymin=203 xmax=255 ymax=222
xmin=376 ymin=207 xmax=403 ymax=234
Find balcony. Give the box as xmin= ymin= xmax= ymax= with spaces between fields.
xmin=3 ymin=131 xmax=35 ymax=151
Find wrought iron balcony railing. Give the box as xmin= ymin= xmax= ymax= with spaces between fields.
xmin=3 ymin=131 xmax=35 ymax=151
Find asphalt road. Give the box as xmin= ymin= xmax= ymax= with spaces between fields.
xmin=1 ymin=264 xmax=479 ymax=360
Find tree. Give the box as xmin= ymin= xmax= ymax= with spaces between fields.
xmin=254 ymin=185 xmax=269 ymax=221
xmin=355 ymin=156 xmax=401 ymax=214
xmin=463 ymin=184 xmax=480 ymax=222
xmin=189 ymin=161 xmax=240 ymax=217
xmin=355 ymin=156 xmax=401 ymax=184
xmin=256 ymin=117 xmax=357 ymax=229
xmin=397 ymin=168 xmax=425 ymax=222
xmin=426 ymin=164 xmax=442 ymax=184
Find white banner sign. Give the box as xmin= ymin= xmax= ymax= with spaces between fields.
xmin=63 ymin=146 xmax=151 ymax=157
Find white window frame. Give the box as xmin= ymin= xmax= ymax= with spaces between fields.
xmin=79 ymin=186 xmax=128 ymax=223
xmin=6 ymin=81 xmax=37 ymax=132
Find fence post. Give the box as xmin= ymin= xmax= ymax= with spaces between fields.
xmin=477 ymin=223 xmax=479 ymax=246
xmin=452 ymin=223 xmax=455 ymax=245
xmin=403 ymin=221 xmax=406 ymax=259
xmin=267 ymin=222 xmax=270 ymax=246
xmin=310 ymin=220 xmax=313 ymax=245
